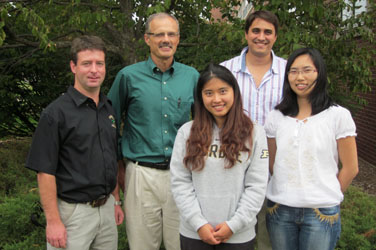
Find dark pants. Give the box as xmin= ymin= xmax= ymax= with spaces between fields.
xmin=180 ymin=234 xmax=254 ymax=250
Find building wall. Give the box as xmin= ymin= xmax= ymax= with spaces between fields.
xmin=238 ymin=1 xmax=253 ymax=19
xmin=211 ymin=0 xmax=252 ymax=21
xmin=353 ymin=64 xmax=376 ymax=166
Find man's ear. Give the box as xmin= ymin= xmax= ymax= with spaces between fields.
xmin=70 ymin=60 xmax=76 ymax=74
xmin=144 ymin=33 xmax=150 ymax=46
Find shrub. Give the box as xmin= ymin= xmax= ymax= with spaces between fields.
xmin=2 ymin=231 xmax=45 ymax=250
xmin=336 ymin=186 xmax=376 ymax=250
xmin=0 ymin=191 xmax=45 ymax=249
xmin=1 ymin=137 xmax=374 ymax=249
xmin=0 ymin=137 xmax=36 ymax=198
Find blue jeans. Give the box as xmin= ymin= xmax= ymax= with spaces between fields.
xmin=266 ymin=199 xmax=341 ymax=250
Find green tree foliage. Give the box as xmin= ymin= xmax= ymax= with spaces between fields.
xmin=258 ymin=0 xmax=376 ymax=107
xmin=0 ymin=0 xmax=375 ymax=137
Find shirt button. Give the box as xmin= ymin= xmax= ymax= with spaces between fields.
xmin=163 ymin=81 xmax=167 ymax=85
xmin=164 ymin=97 xmax=168 ymax=100
xmin=164 ymin=114 xmax=168 ymax=118
xmin=164 ymin=130 xmax=168 ymax=134
xmin=165 ymin=147 xmax=168 ymax=151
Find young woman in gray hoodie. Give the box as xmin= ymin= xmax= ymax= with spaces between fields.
xmin=170 ymin=63 xmax=269 ymax=250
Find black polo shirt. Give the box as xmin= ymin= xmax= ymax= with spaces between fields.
xmin=26 ymin=86 xmax=118 ymax=203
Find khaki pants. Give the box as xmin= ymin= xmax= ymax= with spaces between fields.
xmin=48 ymin=195 xmax=117 ymax=250
xmin=257 ymin=200 xmax=272 ymax=250
xmin=124 ymin=160 xmax=180 ymax=250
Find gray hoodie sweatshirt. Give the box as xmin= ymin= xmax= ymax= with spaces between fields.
xmin=170 ymin=121 xmax=269 ymax=243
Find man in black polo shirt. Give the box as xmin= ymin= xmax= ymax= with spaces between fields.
xmin=26 ymin=35 xmax=124 ymax=250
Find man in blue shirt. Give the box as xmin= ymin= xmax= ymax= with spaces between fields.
xmin=108 ymin=13 xmax=199 ymax=250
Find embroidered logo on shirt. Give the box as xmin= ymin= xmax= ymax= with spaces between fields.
xmin=260 ymin=149 xmax=269 ymax=159
xmin=109 ymin=115 xmax=116 ymax=128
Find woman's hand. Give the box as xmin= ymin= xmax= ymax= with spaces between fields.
xmin=197 ymin=224 xmax=221 ymax=245
xmin=213 ymin=222 xmax=233 ymax=243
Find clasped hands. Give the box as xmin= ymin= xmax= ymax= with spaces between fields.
xmin=197 ymin=222 xmax=233 ymax=245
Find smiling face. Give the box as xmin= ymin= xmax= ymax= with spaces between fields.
xmin=245 ymin=18 xmax=277 ymax=58
xmin=202 ymin=78 xmax=234 ymax=128
xmin=70 ymin=49 xmax=106 ymax=95
xmin=144 ymin=16 xmax=180 ymax=64
xmin=288 ymin=54 xmax=318 ymax=99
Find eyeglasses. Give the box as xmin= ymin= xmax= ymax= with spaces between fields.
xmin=146 ymin=32 xmax=179 ymax=38
xmin=288 ymin=68 xmax=317 ymax=77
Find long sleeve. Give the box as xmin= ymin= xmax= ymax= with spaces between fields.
xmin=226 ymin=125 xmax=269 ymax=233
xmin=170 ymin=123 xmax=208 ymax=231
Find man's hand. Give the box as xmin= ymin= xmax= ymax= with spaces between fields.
xmin=37 ymin=173 xmax=67 ymax=248
xmin=213 ymin=222 xmax=233 ymax=243
xmin=114 ymin=204 xmax=124 ymax=225
xmin=46 ymin=220 xmax=67 ymax=248
xmin=197 ymin=224 xmax=221 ymax=245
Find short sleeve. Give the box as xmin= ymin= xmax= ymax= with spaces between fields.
xmin=25 ymin=110 xmax=60 ymax=174
xmin=334 ymin=106 xmax=357 ymax=140
xmin=264 ymin=109 xmax=279 ymax=138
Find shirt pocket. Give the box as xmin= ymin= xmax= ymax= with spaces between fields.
xmin=170 ymin=98 xmax=192 ymax=129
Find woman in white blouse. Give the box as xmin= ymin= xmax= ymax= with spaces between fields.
xmin=264 ymin=48 xmax=358 ymax=250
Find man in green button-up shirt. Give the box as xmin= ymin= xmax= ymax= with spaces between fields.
xmin=108 ymin=12 xmax=199 ymax=250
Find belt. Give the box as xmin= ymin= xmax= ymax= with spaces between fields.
xmin=87 ymin=195 xmax=109 ymax=208
xmin=132 ymin=159 xmax=170 ymax=170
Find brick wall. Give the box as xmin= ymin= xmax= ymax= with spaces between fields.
xmin=353 ymin=62 xmax=376 ymax=166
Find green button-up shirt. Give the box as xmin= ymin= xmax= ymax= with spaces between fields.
xmin=108 ymin=57 xmax=199 ymax=163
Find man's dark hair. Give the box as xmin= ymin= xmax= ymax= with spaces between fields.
xmin=245 ymin=10 xmax=279 ymax=35
xmin=70 ymin=35 xmax=106 ymax=64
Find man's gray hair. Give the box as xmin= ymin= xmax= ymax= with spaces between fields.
xmin=145 ymin=13 xmax=180 ymax=33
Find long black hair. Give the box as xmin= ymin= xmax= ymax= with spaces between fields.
xmin=276 ymin=48 xmax=335 ymax=116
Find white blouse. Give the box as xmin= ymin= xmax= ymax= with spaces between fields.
xmin=264 ymin=105 xmax=356 ymax=208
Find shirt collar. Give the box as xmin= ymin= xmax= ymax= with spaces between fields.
xmin=67 ymin=86 xmax=107 ymax=108
xmin=147 ymin=56 xmax=175 ymax=75
xmin=240 ymin=47 xmax=281 ymax=75
xmin=270 ymin=50 xmax=283 ymax=75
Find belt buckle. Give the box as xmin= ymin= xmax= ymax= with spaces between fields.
xmin=90 ymin=195 xmax=107 ymax=208
xmin=90 ymin=199 xmax=98 ymax=208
